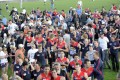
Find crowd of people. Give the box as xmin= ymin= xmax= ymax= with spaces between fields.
xmin=0 ymin=1 xmax=120 ymax=80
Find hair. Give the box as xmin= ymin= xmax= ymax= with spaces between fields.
xmin=94 ymin=51 xmax=99 ymax=57
xmin=73 ymin=54 xmax=79 ymax=58
xmin=44 ymin=64 xmax=50 ymax=68
xmin=22 ymin=61 xmax=28 ymax=67
xmin=84 ymin=59 xmax=90 ymax=64
xmin=51 ymin=68 xmax=57 ymax=71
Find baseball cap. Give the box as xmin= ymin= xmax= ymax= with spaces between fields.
xmin=18 ymin=44 xmax=24 ymax=48
xmin=89 ymin=43 xmax=94 ymax=47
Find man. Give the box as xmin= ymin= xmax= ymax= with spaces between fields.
xmin=27 ymin=44 xmax=38 ymax=61
xmin=37 ymin=64 xmax=51 ymax=80
xmin=7 ymin=20 xmax=18 ymax=35
xmin=109 ymin=35 xmax=120 ymax=72
xmin=85 ymin=44 xmax=96 ymax=66
xmin=56 ymin=51 xmax=69 ymax=66
xmin=93 ymin=51 xmax=104 ymax=80
xmin=51 ymin=68 xmax=65 ymax=80
xmin=81 ymin=39 xmax=89 ymax=62
xmin=14 ymin=58 xmax=22 ymax=75
xmin=72 ymin=63 xmax=88 ymax=80
xmin=68 ymin=54 xmax=83 ymax=73
xmin=63 ymin=30 xmax=70 ymax=49
xmin=19 ymin=61 xmax=31 ymax=80
xmin=81 ymin=59 xmax=94 ymax=79
xmin=98 ymin=32 xmax=111 ymax=69
xmin=51 ymin=0 xmax=54 ymax=10
xmin=53 ymin=62 xmax=69 ymax=80
xmin=94 ymin=40 xmax=103 ymax=61
xmin=34 ymin=44 xmax=47 ymax=67
xmin=15 ymin=44 xmax=25 ymax=62
xmin=0 ymin=47 xmax=8 ymax=75
xmin=32 ymin=63 xmax=43 ymax=80
xmin=16 ymin=32 xmax=24 ymax=48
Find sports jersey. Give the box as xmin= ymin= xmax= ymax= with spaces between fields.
xmin=56 ymin=57 xmax=68 ymax=63
xmin=73 ymin=71 xmax=85 ymax=80
xmin=69 ymin=60 xmax=82 ymax=69
xmin=81 ymin=67 xmax=94 ymax=77
xmin=40 ymin=72 xmax=51 ymax=80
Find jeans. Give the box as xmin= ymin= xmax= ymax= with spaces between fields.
xmin=103 ymin=49 xmax=111 ymax=69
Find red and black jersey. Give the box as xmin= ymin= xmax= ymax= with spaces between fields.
xmin=71 ymin=41 xmax=79 ymax=47
xmin=53 ymin=11 xmax=58 ymax=16
xmin=40 ymin=72 xmax=51 ymax=80
xmin=69 ymin=60 xmax=82 ymax=69
xmin=73 ymin=71 xmax=85 ymax=80
xmin=48 ymin=37 xmax=58 ymax=46
xmin=35 ymin=37 xmax=43 ymax=44
xmin=53 ymin=76 xmax=61 ymax=80
xmin=81 ymin=67 xmax=94 ymax=77
xmin=26 ymin=36 xmax=32 ymax=43
xmin=56 ymin=57 xmax=68 ymax=63
xmin=57 ymin=41 xmax=66 ymax=49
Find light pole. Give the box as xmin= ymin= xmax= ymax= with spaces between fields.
xmin=20 ymin=0 xmax=23 ymax=8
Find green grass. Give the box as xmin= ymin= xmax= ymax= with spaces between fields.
xmin=0 ymin=0 xmax=120 ymax=80
xmin=0 ymin=0 xmax=120 ymax=19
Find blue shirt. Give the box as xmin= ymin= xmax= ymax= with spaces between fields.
xmin=2 ymin=17 xmax=7 ymax=25
xmin=76 ymin=8 xmax=82 ymax=16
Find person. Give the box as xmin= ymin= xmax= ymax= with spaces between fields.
xmin=31 ymin=63 xmax=43 ymax=80
xmin=51 ymin=0 xmax=54 ymax=10
xmin=63 ymin=30 xmax=70 ymax=49
xmin=56 ymin=51 xmax=69 ymax=66
xmin=5 ymin=4 xmax=8 ymax=12
xmin=7 ymin=20 xmax=18 ymax=35
xmin=14 ymin=58 xmax=22 ymax=75
xmin=81 ymin=59 xmax=94 ymax=79
xmin=27 ymin=44 xmax=38 ymax=61
xmin=71 ymin=63 xmax=88 ymax=80
xmin=94 ymin=40 xmax=103 ymax=61
xmin=34 ymin=44 xmax=47 ymax=67
xmin=93 ymin=51 xmax=104 ymax=80
xmin=51 ymin=68 xmax=65 ymax=80
xmin=0 ymin=47 xmax=8 ymax=75
xmin=15 ymin=44 xmax=25 ymax=62
xmin=98 ymin=32 xmax=111 ymax=69
xmin=53 ymin=62 xmax=69 ymax=80
xmin=85 ymin=44 xmax=96 ymax=66
xmin=19 ymin=61 xmax=31 ymax=80
xmin=108 ymin=35 xmax=120 ymax=72
xmin=68 ymin=54 xmax=83 ymax=73
xmin=37 ymin=64 xmax=51 ymax=80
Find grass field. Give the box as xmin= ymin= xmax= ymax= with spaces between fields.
xmin=0 ymin=0 xmax=120 ymax=80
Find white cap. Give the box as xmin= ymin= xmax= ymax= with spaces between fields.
xmin=14 ymin=8 xmax=17 ymax=11
xmin=18 ymin=44 xmax=24 ymax=48
xmin=30 ymin=59 xmax=35 ymax=63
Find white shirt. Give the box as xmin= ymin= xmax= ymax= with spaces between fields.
xmin=8 ymin=23 xmax=18 ymax=35
xmin=98 ymin=36 xmax=109 ymax=50
xmin=0 ymin=51 xmax=8 ymax=64
xmin=27 ymin=49 xmax=38 ymax=60
xmin=118 ymin=10 xmax=120 ymax=14
xmin=63 ymin=34 xmax=70 ymax=48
